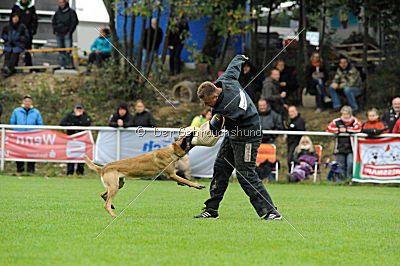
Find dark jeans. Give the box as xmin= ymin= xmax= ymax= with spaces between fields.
xmin=16 ymin=162 xmax=35 ymax=173
xmin=204 ymin=135 xmax=276 ymax=217
xmin=169 ymin=44 xmax=183 ymax=75
xmin=88 ymin=52 xmax=110 ymax=67
xmin=24 ymin=37 xmax=33 ymax=66
xmin=56 ymin=33 xmax=73 ymax=67
xmin=4 ymin=52 xmax=20 ymax=72
xmin=314 ymin=78 xmax=328 ymax=109
xmin=335 ymin=153 xmax=353 ymax=181
xmin=287 ymin=142 xmax=297 ymax=168
xmin=67 ymin=163 xmax=84 ymax=175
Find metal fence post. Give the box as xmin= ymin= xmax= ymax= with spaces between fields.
xmin=352 ymin=135 xmax=358 ymax=179
xmin=116 ymin=129 xmax=121 ymax=161
xmin=1 ymin=127 xmax=5 ymax=171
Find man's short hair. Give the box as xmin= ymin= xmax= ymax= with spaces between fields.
xmin=197 ymin=81 xmax=217 ymax=99
xmin=339 ymin=56 xmax=348 ymax=62
xmin=258 ymin=98 xmax=268 ymax=104
xmin=269 ymin=68 xmax=280 ymax=76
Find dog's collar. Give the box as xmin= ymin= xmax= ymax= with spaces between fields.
xmin=174 ymin=152 xmax=185 ymax=158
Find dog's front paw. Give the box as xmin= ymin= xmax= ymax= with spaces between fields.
xmin=196 ymin=184 xmax=206 ymax=190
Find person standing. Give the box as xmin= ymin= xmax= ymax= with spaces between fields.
xmin=131 ymin=100 xmax=157 ymax=127
xmin=1 ymin=14 xmax=29 ymax=77
xmin=142 ymin=18 xmax=163 ymax=73
xmin=194 ymin=55 xmax=281 ymax=220
xmin=108 ymin=103 xmax=134 ymax=128
xmin=52 ymin=0 xmax=78 ymax=68
xmin=326 ymin=106 xmax=361 ymax=180
xmin=238 ymin=61 xmax=263 ymax=104
xmin=60 ymin=103 xmax=92 ymax=175
xmin=382 ymin=97 xmax=400 ymax=132
xmin=284 ymin=106 xmax=306 ymax=168
xmin=11 ymin=0 xmax=38 ymax=66
xmin=258 ymin=99 xmax=282 ymax=144
xmin=361 ymin=108 xmax=389 ymax=137
xmin=168 ymin=15 xmax=189 ymax=75
xmin=10 ymin=94 xmax=43 ymax=173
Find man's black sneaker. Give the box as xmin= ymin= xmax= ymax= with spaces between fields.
xmin=193 ymin=209 xmax=219 ymax=219
xmin=263 ymin=209 xmax=282 ymax=220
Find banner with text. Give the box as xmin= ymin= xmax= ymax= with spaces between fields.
xmin=95 ymin=130 xmax=222 ymax=178
xmin=2 ymin=130 xmax=94 ymax=162
xmin=353 ymin=137 xmax=400 ymax=183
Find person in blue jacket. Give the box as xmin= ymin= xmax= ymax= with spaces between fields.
xmin=10 ymin=94 xmax=43 ymax=173
xmin=1 ymin=13 xmax=29 ymax=77
xmin=88 ymin=28 xmax=111 ymax=67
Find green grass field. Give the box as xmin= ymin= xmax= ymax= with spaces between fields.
xmin=0 ymin=175 xmax=399 ymax=265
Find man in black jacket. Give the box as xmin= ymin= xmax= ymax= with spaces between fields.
xmin=167 ymin=15 xmax=189 ymax=76
xmin=108 ymin=103 xmax=134 ymax=128
xmin=60 ymin=103 xmax=91 ymax=175
xmin=11 ymin=0 xmax=38 ymax=66
xmin=258 ymin=99 xmax=282 ymax=143
xmin=382 ymin=97 xmax=400 ymax=132
xmin=52 ymin=0 xmax=78 ymax=68
xmin=261 ymin=69 xmax=288 ymax=122
xmin=142 ymin=18 xmax=163 ymax=72
xmin=285 ymin=106 xmax=306 ymax=167
xmin=194 ymin=55 xmax=281 ymax=220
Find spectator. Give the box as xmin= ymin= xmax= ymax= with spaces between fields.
xmin=287 ymin=136 xmax=319 ymax=182
xmin=238 ymin=61 xmax=262 ymax=104
xmin=326 ymin=106 xmax=361 ymax=181
xmin=329 ymin=56 xmax=362 ymax=112
xmin=168 ymin=14 xmax=189 ymax=76
xmin=1 ymin=14 xmax=29 ymax=77
xmin=393 ymin=119 xmax=400 ymax=133
xmin=361 ymin=108 xmax=389 ymax=137
xmin=11 ymin=0 xmax=38 ymax=66
xmin=306 ymin=52 xmax=330 ymax=113
xmin=274 ymin=60 xmax=299 ymax=105
xmin=284 ymin=106 xmax=306 ymax=167
xmin=108 ymin=103 xmax=134 ymax=128
xmin=190 ymin=109 xmax=212 ymax=127
xmin=258 ymin=99 xmax=282 ymax=143
xmin=88 ymin=28 xmax=111 ymax=68
xmin=60 ymin=103 xmax=92 ymax=175
xmin=142 ymin=18 xmax=163 ymax=72
xmin=382 ymin=97 xmax=400 ymax=132
xmin=132 ymin=100 xmax=156 ymax=127
xmin=52 ymin=0 xmax=78 ymax=68
xmin=10 ymin=94 xmax=43 ymax=173
xmin=261 ymin=69 xmax=288 ymax=121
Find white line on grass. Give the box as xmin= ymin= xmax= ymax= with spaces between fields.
xmin=95 ymin=28 xmax=176 ymax=110
xmin=95 ymin=159 xmax=177 ymax=239
xmin=224 ymin=157 xmax=305 ymax=239
xmin=224 ymin=28 xmax=305 ymax=110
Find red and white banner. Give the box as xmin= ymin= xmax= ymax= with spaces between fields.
xmin=353 ymin=137 xmax=400 ymax=183
xmin=1 ymin=130 xmax=94 ymax=162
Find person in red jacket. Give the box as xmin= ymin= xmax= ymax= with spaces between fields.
xmin=326 ymin=106 xmax=361 ymax=181
xmin=362 ymin=108 xmax=389 ymax=137
xmin=392 ymin=119 xmax=400 ymax=133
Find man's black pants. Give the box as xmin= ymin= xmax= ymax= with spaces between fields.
xmin=204 ymin=135 xmax=276 ymax=217
xmin=67 ymin=163 xmax=84 ymax=175
xmin=4 ymin=52 xmax=20 ymax=72
xmin=16 ymin=162 xmax=35 ymax=173
xmin=169 ymin=44 xmax=183 ymax=75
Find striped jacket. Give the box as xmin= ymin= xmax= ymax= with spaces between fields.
xmin=326 ymin=117 xmax=361 ymax=154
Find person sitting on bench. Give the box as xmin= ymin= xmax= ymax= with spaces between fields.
xmin=88 ymin=28 xmax=111 ymax=68
xmin=1 ymin=13 xmax=29 ymax=77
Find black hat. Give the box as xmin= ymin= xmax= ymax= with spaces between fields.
xmin=23 ymin=94 xmax=32 ymax=99
xmin=74 ymin=103 xmax=84 ymax=109
xmin=118 ymin=103 xmax=129 ymax=111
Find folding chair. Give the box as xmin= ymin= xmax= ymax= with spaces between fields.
xmin=256 ymin=143 xmax=279 ymax=181
xmin=289 ymin=145 xmax=323 ymax=183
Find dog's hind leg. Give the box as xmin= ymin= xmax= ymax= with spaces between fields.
xmin=100 ymin=191 xmax=115 ymax=209
xmin=103 ymin=172 xmax=121 ymax=217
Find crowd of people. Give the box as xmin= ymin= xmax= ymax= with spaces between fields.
xmin=1 ymin=0 xmax=190 ymax=77
xmin=7 ymin=95 xmax=156 ymax=175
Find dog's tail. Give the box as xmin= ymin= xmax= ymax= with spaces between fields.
xmin=84 ymin=155 xmax=102 ymax=174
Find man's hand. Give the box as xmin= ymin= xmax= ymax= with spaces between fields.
xmin=331 ymin=82 xmax=338 ymax=89
xmin=95 ymin=49 xmax=102 ymax=54
xmin=283 ymin=104 xmax=289 ymax=109
xmin=339 ymin=127 xmax=346 ymax=133
xmin=168 ymin=45 xmax=174 ymax=50
xmin=280 ymin=82 xmax=287 ymax=87
xmin=280 ymin=91 xmax=287 ymax=98
xmin=117 ymin=119 xmax=124 ymax=127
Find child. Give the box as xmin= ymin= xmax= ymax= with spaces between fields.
xmin=287 ymin=136 xmax=319 ymax=182
xmin=362 ymin=108 xmax=389 ymax=137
